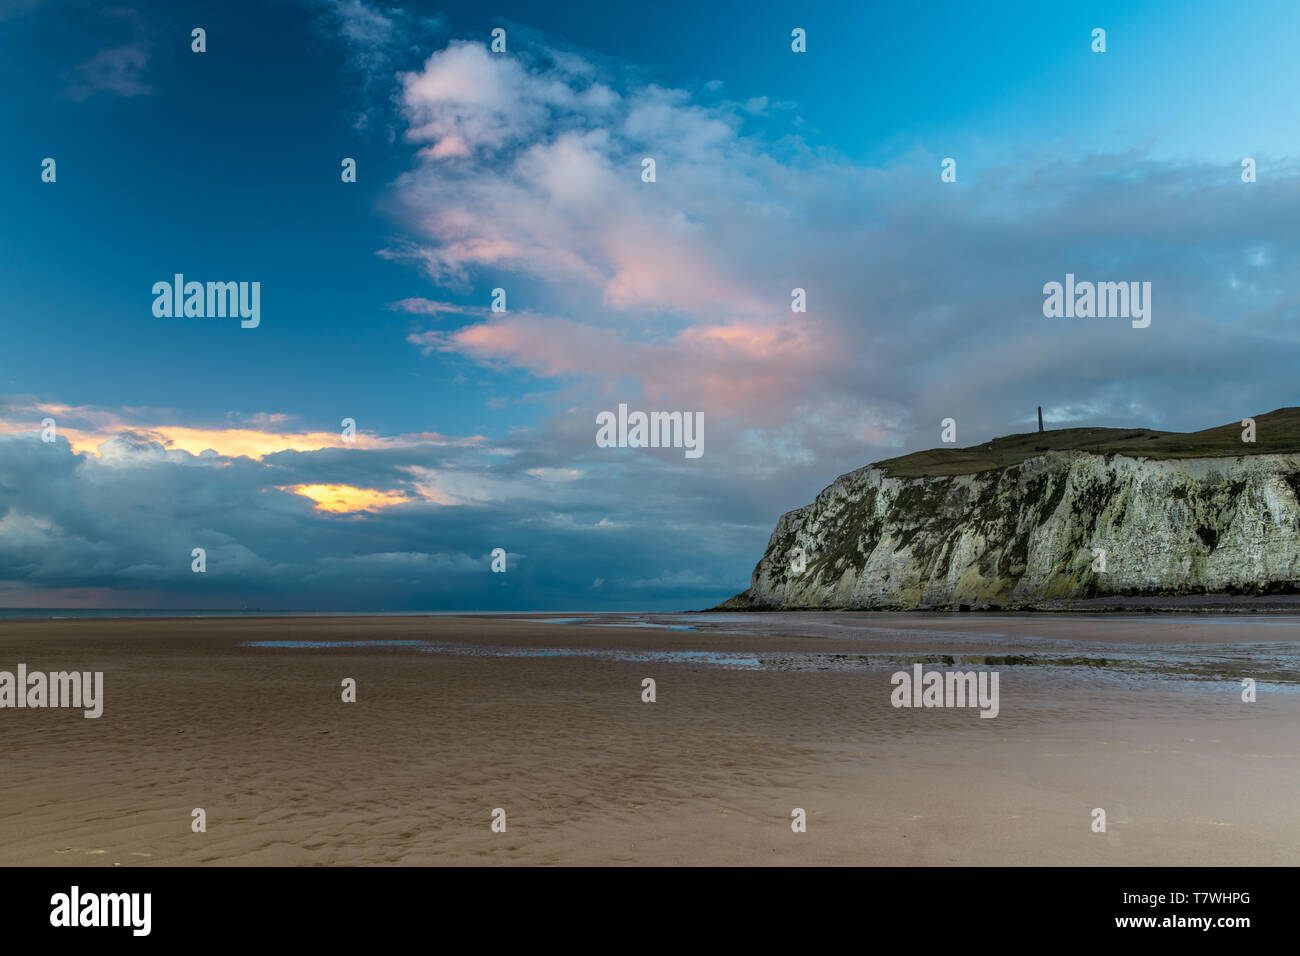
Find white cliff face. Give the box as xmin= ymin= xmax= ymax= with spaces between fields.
xmin=746 ymin=452 xmax=1300 ymax=608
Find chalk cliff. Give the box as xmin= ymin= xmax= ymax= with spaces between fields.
xmin=730 ymin=413 xmax=1300 ymax=609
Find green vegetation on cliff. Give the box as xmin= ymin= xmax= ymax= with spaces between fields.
xmin=875 ymin=407 xmax=1300 ymax=478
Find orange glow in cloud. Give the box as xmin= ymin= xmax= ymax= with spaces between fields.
xmin=278 ymin=484 xmax=412 ymax=513
xmin=50 ymin=426 xmax=365 ymax=458
xmin=148 ymin=427 xmax=361 ymax=458
xmin=0 ymin=403 xmax=486 ymax=459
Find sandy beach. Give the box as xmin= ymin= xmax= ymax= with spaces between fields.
xmin=1 ymin=612 xmax=1297 ymax=866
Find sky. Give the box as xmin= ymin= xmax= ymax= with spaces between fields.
xmin=0 ymin=0 xmax=1297 ymax=610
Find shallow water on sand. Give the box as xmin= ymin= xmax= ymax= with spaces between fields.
xmin=244 ymin=639 xmax=761 ymax=669
xmin=244 ymin=630 xmax=1300 ymax=688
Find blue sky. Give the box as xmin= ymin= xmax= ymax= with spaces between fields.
xmin=1 ymin=0 xmax=1297 ymax=609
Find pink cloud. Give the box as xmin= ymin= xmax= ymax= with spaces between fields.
xmin=384 ymin=37 xmax=907 ymax=457
xmin=417 ymin=314 xmax=838 ymax=418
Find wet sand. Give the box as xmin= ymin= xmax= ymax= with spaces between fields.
xmin=1 ymin=613 xmax=1297 ymax=865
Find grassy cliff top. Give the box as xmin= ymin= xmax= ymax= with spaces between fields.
xmin=875 ymin=407 xmax=1300 ymax=478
